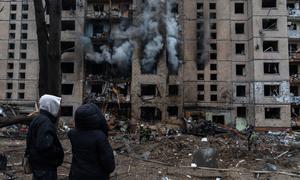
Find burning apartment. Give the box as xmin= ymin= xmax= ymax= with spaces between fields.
xmin=0 ymin=0 xmax=294 ymax=129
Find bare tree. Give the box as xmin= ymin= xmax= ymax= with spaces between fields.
xmin=33 ymin=0 xmax=62 ymax=96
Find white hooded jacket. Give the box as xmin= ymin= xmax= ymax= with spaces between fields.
xmin=39 ymin=94 xmax=62 ymax=117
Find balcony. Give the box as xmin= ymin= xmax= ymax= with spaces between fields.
xmin=288 ymin=30 xmax=300 ymax=39
xmin=288 ymin=9 xmax=300 ymax=19
xmin=85 ymin=9 xmax=133 ymax=21
xmin=290 ymin=74 xmax=300 ymax=83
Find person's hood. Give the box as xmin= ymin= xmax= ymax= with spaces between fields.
xmin=74 ymin=103 xmax=108 ymax=136
xmin=39 ymin=94 xmax=62 ymax=117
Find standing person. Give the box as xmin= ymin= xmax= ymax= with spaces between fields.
xmin=25 ymin=94 xmax=64 ymax=180
xmin=68 ymin=103 xmax=115 ymax=180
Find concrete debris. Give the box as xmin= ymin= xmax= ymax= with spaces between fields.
xmin=264 ymin=163 xmax=277 ymax=172
xmin=192 ymin=148 xmax=218 ymax=168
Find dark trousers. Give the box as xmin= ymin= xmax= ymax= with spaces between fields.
xmin=32 ymin=168 xmax=57 ymax=180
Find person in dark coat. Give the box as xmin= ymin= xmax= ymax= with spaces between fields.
xmin=26 ymin=94 xmax=64 ymax=180
xmin=68 ymin=103 xmax=115 ymax=180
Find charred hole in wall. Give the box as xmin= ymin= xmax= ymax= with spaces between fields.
xmin=264 ymin=85 xmax=279 ymax=96
xmin=61 ymin=62 xmax=74 ymax=73
xmin=262 ymin=0 xmax=276 ymax=8
xmin=141 ymin=84 xmax=156 ymax=96
xmin=262 ymin=19 xmax=277 ymax=30
xmin=263 ymin=41 xmax=278 ymax=52
xmin=167 ymin=106 xmax=178 ymax=117
xmin=236 ymin=85 xmax=246 ymax=97
xmin=61 ymin=106 xmax=73 ymax=117
xmin=62 ymin=0 xmax=76 ymax=10
xmin=264 ymin=63 xmax=279 ymax=74
xmin=140 ymin=107 xmax=161 ymax=122
xmin=290 ymin=86 xmax=298 ymax=96
xmin=235 ymin=23 xmax=244 ymax=34
xmin=237 ymin=107 xmax=247 ymax=118
xmin=169 ymin=85 xmax=179 ymax=96
xmin=61 ymin=41 xmax=75 ymax=52
xmin=212 ymin=115 xmax=225 ymax=125
xmin=236 ymin=64 xmax=246 ymax=76
xmin=62 ymin=84 xmax=74 ymax=95
xmin=265 ymin=108 xmax=280 ymax=119
xmin=62 ymin=20 xmax=75 ymax=31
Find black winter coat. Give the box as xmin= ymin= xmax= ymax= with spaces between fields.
xmin=68 ymin=103 xmax=115 ymax=180
xmin=26 ymin=110 xmax=64 ymax=169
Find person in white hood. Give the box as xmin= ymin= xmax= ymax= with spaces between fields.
xmin=25 ymin=94 xmax=64 ymax=180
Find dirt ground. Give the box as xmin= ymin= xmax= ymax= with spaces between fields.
xmin=0 ymin=130 xmax=300 ymax=180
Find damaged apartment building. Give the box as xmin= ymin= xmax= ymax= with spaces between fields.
xmin=0 ymin=0 xmax=295 ymax=129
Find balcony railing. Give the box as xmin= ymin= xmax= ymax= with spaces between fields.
xmin=288 ymin=30 xmax=300 ymax=39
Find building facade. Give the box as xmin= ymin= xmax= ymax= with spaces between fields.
xmin=0 ymin=0 xmax=293 ymax=129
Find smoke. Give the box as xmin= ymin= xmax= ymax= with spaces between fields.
xmin=140 ymin=0 xmax=164 ymax=73
xmin=112 ymin=41 xmax=134 ymax=71
xmin=141 ymin=35 xmax=163 ymax=72
xmin=81 ymin=36 xmax=134 ymax=69
xmin=166 ymin=0 xmax=180 ymax=73
xmin=81 ymin=0 xmax=181 ymax=74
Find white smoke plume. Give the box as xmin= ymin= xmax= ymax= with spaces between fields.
xmin=166 ymin=0 xmax=180 ymax=73
xmin=140 ymin=0 xmax=164 ymax=73
xmin=112 ymin=41 xmax=134 ymax=70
